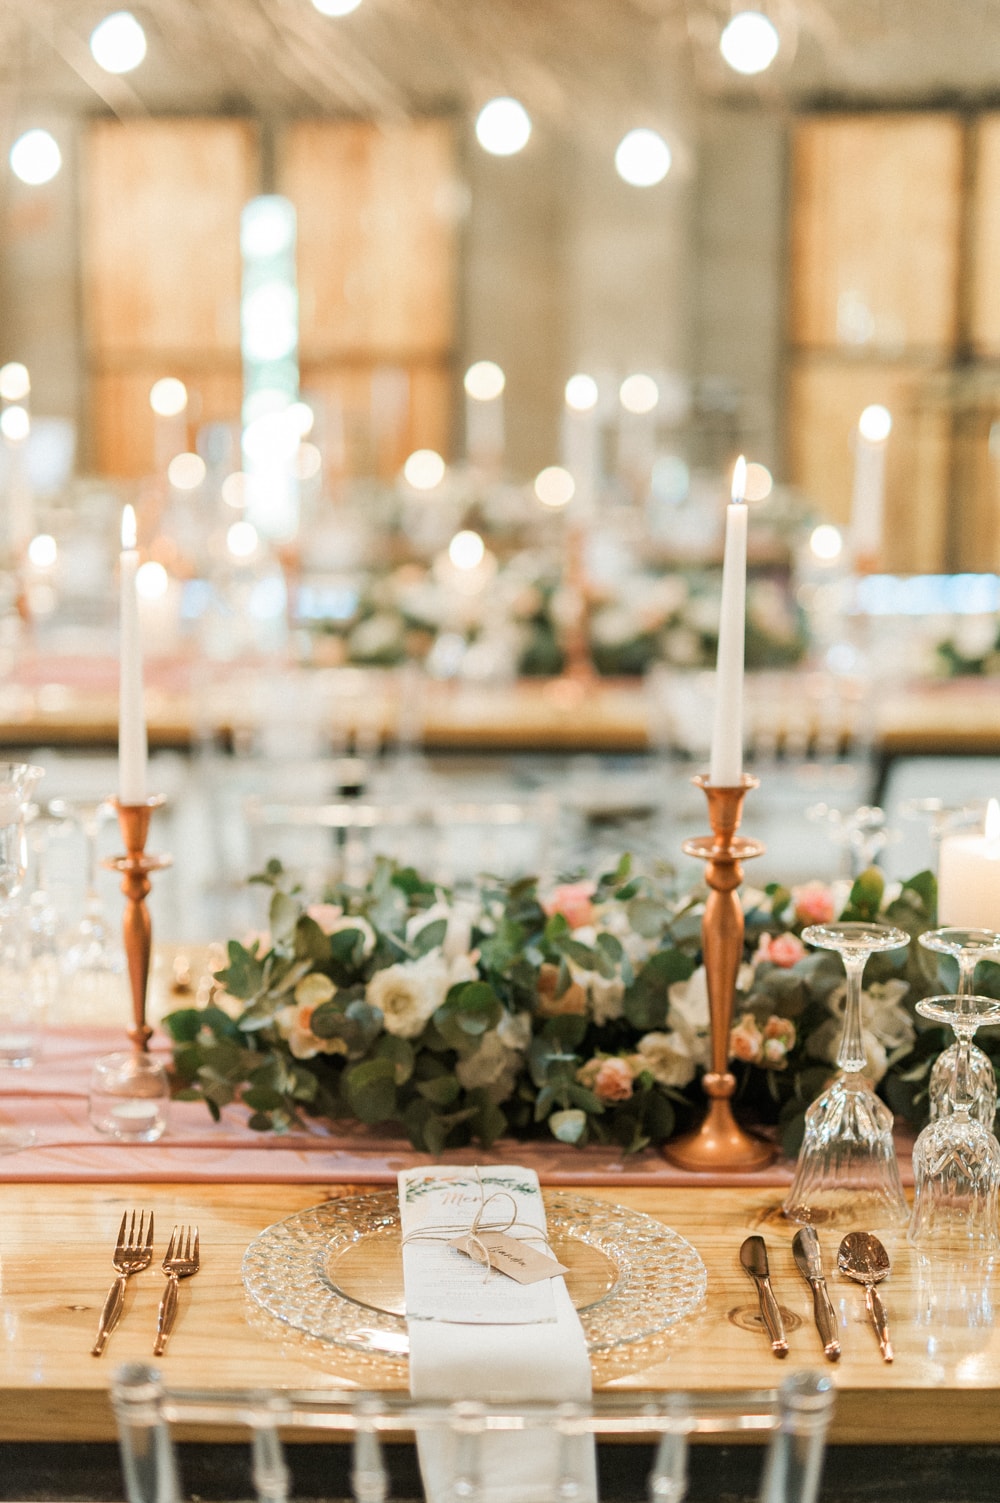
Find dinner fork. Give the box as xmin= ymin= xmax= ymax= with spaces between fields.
xmin=153 ymin=1225 xmax=200 ymax=1356
xmin=91 ymin=1210 xmax=155 ymax=1357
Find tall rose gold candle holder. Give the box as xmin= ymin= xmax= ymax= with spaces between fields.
xmin=663 ymin=773 xmax=776 ymax=1172
xmin=105 ymin=797 xmax=172 ymax=1052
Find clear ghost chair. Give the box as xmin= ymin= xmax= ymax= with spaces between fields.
xmin=113 ymin=1363 xmax=835 ymax=1503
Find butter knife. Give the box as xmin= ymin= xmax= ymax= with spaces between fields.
xmin=792 ymin=1226 xmax=841 ymax=1361
xmin=739 ymin=1235 xmax=788 ymax=1357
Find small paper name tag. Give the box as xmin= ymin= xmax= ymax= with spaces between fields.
xmin=449 ymin=1231 xmax=570 ymax=1285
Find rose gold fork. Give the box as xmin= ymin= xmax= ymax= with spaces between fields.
xmin=91 ymin=1210 xmax=155 ymax=1357
xmin=153 ymin=1224 xmax=200 ymax=1355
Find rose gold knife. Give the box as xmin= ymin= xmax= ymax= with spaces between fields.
xmin=740 ymin=1235 xmax=788 ymax=1357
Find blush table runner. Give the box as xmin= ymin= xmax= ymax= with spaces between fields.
xmin=0 ymin=1026 xmax=915 ymax=1186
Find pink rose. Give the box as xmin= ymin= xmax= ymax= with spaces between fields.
xmin=542 ymin=881 xmax=596 ymax=930
xmin=730 ymin=1013 xmax=763 ymax=1065
xmin=593 ymin=1057 xmax=635 ymax=1103
xmin=757 ymin=932 xmax=806 ymax=969
xmin=792 ymin=882 xmax=836 ymax=926
xmin=306 ymin=903 xmax=344 ymax=934
xmin=763 ymin=1015 xmax=797 ymax=1050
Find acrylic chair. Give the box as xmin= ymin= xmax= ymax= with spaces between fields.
xmin=112 ymin=1363 xmax=834 ymax=1503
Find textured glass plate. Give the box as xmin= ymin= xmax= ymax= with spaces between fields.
xmin=242 ymin=1189 xmax=706 ymax=1358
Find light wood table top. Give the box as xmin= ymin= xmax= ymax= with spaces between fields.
xmin=2 ymin=1179 xmax=998 ymax=1446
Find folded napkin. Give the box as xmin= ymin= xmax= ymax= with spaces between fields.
xmin=399 ymin=1164 xmax=597 ymax=1503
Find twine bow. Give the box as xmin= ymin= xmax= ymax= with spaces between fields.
xmin=401 ymin=1168 xmax=550 ymax=1280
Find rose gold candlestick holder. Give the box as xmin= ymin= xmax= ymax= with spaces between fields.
xmin=104 ymin=797 xmax=172 ymax=1052
xmin=663 ymin=774 xmax=776 ymax=1172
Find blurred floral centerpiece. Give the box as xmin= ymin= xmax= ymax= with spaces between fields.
xmin=166 ymin=856 xmax=964 ymax=1155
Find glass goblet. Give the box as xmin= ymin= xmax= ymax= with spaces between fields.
xmin=908 ymin=993 xmax=1000 ymax=1258
xmin=919 ymin=928 xmax=1000 ymax=1128
xmin=783 ymin=920 xmax=910 ymax=1226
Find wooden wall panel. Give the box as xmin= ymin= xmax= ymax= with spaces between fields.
xmin=281 ymin=119 xmax=458 ymax=361
xmin=90 ymin=366 xmax=243 ymax=479
xmin=301 ymin=361 xmax=452 ymax=481
xmin=790 ymin=115 xmax=963 ymax=352
xmin=969 ymin=115 xmax=1000 ymax=356
xmin=786 ymin=357 xmax=951 ymax=574
xmin=83 ymin=119 xmax=257 ymax=356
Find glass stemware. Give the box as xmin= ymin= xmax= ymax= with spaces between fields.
xmin=0 ymin=763 xmax=45 ymax=1151
xmin=908 ymin=993 xmax=1000 ymax=1257
xmin=54 ymin=797 xmax=126 ymax=1017
xmin=783 ymin=920 xmax=910 ymax=1226
xmin=919 ymin=928 xmax=1000 ymax=1128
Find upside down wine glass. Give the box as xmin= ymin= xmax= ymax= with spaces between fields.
xmin=0 ymin=763 xmax=45 ymax=1151
xmin=908 ymin=993 xmax=1000 ymax=1257
xmin=919 ymin=928 xmax=1000 ymax=1128
xmin=783 ymin=921 xmax=910 ymax=1226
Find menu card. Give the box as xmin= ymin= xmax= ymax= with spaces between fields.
xmin=399 ymin=1165 xmax=559 ymax=1324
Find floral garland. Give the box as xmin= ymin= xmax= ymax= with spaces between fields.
xmin=164 ymin=856 xmax=987 ymax=1157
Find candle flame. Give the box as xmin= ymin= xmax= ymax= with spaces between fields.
xmin=987 ymin=798 xmax=1000 ymax=845
xmin=121 ymin=504 xmax=137 ymax=551
xmin=731 ymin=455 xmax=747 ymax=504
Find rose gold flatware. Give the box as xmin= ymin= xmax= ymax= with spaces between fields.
xmin=838 ymin=1231 xmax=893 ymax=1363
xmin=740 ymin=1234 xmax=788 ymax=1357
xmin=91 ymin=1209 xmax=155 ymax=1357
xmin=793 ymin=1226 xmax=841 ymax=1361
xmin=153 ymin=1224 xmax=200 ymax=1355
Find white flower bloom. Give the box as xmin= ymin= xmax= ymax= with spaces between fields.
xmin=669 ymin=966 xmax=710 ymax=1031
xmin=590 ymin=974 xmax=626 ymax=1025
xmin=661 ymin=626 xmax=702 ymax=667
xmin=497 ymin=1010 xmax=533 ymax=1051
xmin=406 ymin=897 xmax=480 ymax=961
xmin=274 ymin=1003 xmax=349 ymax=1061
xmin=323 ymin=913 xmax=376 ymax=956
xmin=455 ymin=1029 xmax=521 ymax=1102
xmin=635 ymin=1030 xmax=697 ymax=1088
xmin=366 ymin=951 xmax=451 ymax=1039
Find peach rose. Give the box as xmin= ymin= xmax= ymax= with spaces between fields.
xmin=791 ymin=881 xmax=836 ymax=926
xmin=541 ymin=881 xmax=596 ymax=930
xmin=756 ymin=932 xmax=806 ymax=969
xmin=593 ymin=1057 xmax=635 ymax=1103
xmin=730 ymin=1013 xmax=764 ymax=1065
xmin=536 ymin=962 xmax=588 ymax=1018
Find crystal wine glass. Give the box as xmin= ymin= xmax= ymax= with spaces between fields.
xmin=908 ymin=993 xmax=1000 ymax=1257
xmin=0 ymin=763 xmax=45 ymax=1151
xmin=919 ymin=928 xmax=1000 ymax=1128
xmin=783 ymin=920 xmax=910 ymax=1226
xmin=54 ymin=797 xmax=126 ymax=1017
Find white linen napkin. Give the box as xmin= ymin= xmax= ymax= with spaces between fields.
xmin=399 ymin=1164 xmax=597 ymax=1503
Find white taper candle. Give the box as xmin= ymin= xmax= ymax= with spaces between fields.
xmin=709 ymin=456 xmax=748 ymax=786
xmin=118 ymin=504 xmax=148 ymax=804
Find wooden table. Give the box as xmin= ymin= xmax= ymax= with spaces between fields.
xmin=2 ymin=1179 xmax=998 ymax=1449
xmin=1 ymin=654 xmax=998 ymax=758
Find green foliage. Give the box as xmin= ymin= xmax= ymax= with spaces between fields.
xmin=166 ymin=857 xmax=947 ymax=1156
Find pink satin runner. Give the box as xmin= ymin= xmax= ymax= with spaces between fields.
xmin=0 ymin=1027 xmax=915 ymax=1186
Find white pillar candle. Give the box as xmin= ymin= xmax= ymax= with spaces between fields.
xmin=849 ymin=405 xmax=891 ymax=567
xmin=118 ymin=504 xmax=148 ymax=804
xmin=938 ymin=800 xmax=1000 ymax=927
xmin=708 ymin=456 xmax=748 ymax=786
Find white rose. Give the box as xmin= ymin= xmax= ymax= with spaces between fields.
xmin=366 ymin=951 xmax=450 ymax=1039
xmin=635 ymin=1030 xmax=697 ymax=1088
xmin=323 ymin=914 xmax=376 ymax=957
xmin=497 ymin=1010 xmax=533 ymax=1051
xmin=590 ymin=974 xmax=625 ymax=1026
xmin=455 ymin=1030 xmax=521 ymax=1102
xmin=406 ymin=898 xmax=480 ymax=961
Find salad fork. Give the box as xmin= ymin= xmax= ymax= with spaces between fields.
xmin=91 ymin=1209 xmax=155 ymax=1357
xmin=153 ymin=1225 xmax=200 ymax=1355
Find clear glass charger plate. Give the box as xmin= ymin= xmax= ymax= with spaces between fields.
xmin=242 ymin=1188 xmax=707 ymax=1359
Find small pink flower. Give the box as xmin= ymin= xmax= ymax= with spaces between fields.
xmin=792 ymin=881 xmax=836 ymax=926
xmin=758 ymin=932 xmax=806 ymax=969
xmin=306 ymin=903 xmax=344 ymax=934
xmin=730 ymin=1013 xmax=764 ymax=1065
xmin=593 ymin=1056 xmax=635 ymax=1103
xmin=542 ymin=881 xmax=596 ymax=930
